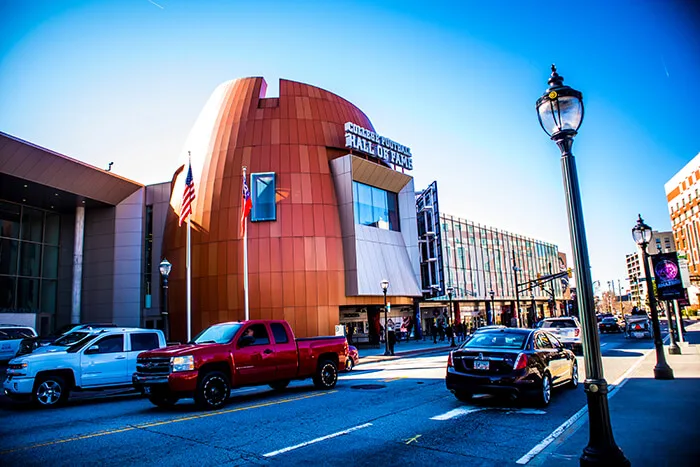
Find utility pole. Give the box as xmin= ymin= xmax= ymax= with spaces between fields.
xmin=617 ymin=279 xmax=623 ymax=315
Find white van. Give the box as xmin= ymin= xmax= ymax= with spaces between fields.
xmin=0 ymin=325 xmax=38 ymax=362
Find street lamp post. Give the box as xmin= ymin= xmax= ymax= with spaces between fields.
xmin=512 ymin=251 xmax=521 ymax=327
xmin=530 ymin=294 xmax=536 ymax=328
xmin=489 ymin=290 xmax=495 ymax=326
xmin=536 ymin=65 xmax=629 ymax=466
xmin=159 ymin=258 xmax=172 ymax=342
xmin=381 ymin=279 xmax=390 ymax=356
xmin=664 ymin=301 xmax=681 ymax=355
xmin=446 ymin=286 xmax=456 ymax=347
xmin=632 ymin=215 xmax=675 ymax=377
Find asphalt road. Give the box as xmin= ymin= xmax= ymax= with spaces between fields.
xmin=0 ymin=331 xmax=659 ymax=467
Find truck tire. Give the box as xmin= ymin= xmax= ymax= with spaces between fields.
xmin=269 ymin=380 xmax=290 ymax=391
xmin=148 ymin=389 xmax=180 ymax=408
xmin=194 ymin=371 xmax=230 ymax=410
xmin=33 ymin=374 xmax=70 ymax=408
xmin=313 ymin=360 xmax=338 ymax=390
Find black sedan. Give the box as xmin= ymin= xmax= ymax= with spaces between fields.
xmin=598 ymin=317 xmax=622 ymax=333
xmin=445 ymin=328 xmax=578 ymax=406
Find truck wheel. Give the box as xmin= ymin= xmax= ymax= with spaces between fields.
xmin=269 ymin=380 xmax=290 ymax=391
xmin=195 ymin=371 xmax=230 ymax=410
xmin=148 ymin=390 xmax=180 ymax=408
xmin=313 ymin=360 xmax=338 ymax=390
xmin=34 ymin=374 xmax=70 ymax=408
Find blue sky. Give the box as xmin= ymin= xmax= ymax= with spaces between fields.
xmin=1 ymin=0 xmax=699 ymax=291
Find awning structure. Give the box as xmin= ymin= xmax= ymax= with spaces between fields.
xmin=0 ymin=131 xmax=143 ymax=210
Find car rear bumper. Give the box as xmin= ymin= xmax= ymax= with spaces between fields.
xmin=445 ymin=367 xmax=538 ymax=396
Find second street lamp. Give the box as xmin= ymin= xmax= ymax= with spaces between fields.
xmin=632 ymin=215 xmax=675 ymax=378
xmin=159 ymin=258 xmax=172 ymax=342
xmin=489 ymin=290 xmax=495 ymax=326
xmin=446 ymin=286 xmax=456 ymax=347
xmin=381 ymin=279 xmax=390 ymax=356
xmin=536 ymin=65 xmax=629 ymax=467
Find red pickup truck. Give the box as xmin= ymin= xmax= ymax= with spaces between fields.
xmin=132 ymin=320 xmax=348 ymax=410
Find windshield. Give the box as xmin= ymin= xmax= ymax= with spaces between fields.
xmin=462 ymin=332 xmax=527 ymax=350
xmin=54 ymin=332 xmax=93 ymax=347
xmin=541 ymin=320 xmax=577 ymax=329
xmin=191 ymin=323 xmax=242 ymax=344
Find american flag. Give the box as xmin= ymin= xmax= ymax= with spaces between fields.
xmin=179 ymin=161 xmax=195 ymax=226
xmin=240 ymin=171 xmax=252 ymax=236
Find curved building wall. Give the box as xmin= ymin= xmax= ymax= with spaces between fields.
xmin=163 ymin=77 xmax=419 ymax=340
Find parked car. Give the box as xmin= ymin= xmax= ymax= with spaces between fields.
xmin=446 ymin=328 xmax=578 ymax=406
xmin=346 ymin=345 xmax=359 ymax=371
xmin=133 ymin=320 xmax=348 ymax=410
xmin=16 ymin=323 xmax=118 ymax=357
xmin=3 ymin=327 xmax=166 ymax=407
xmin=536 ymin=317 xmax=583 ymax=354
xmin=599 ymin=317 xmax=622 ymax=333
xmin=0 ymin=325 xmax=38 ymax=362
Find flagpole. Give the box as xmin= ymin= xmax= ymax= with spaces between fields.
xmin=187 ymin=218 xmax=192 ymax=342
xmin=243 ymin=166 xmax=250 ymax=321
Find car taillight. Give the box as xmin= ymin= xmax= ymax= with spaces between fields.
xmin=633 ymin=324 xmax=642 ymax=330
xmin=447 ymin=352 xmax=453 ymax=368
xmin=513 ymin=353 xmax=528 ymax=370
xmin=574 ymin=329 xmax=581 ymax=337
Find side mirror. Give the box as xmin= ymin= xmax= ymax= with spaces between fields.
xmin=85 ymin=345 xmax=99 ymax=355
xmin=239 ymin=335 xmax=255 ymax=347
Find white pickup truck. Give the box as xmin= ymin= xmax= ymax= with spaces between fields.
xmin=3 ymin=327 xmax=166 ymax=407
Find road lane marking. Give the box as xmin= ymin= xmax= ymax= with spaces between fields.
xmin=515 ymin=405 xmax=588 ymax=465
xmin=431 ymin=406 xmax=485 ymax=420
xmin=431 ymin=405 xmax=546 ymax=421
xmin=381 ymin=376 xmax=406 ymax=382
xmin=517 ymin=335 xmax=669 ymax=465
xmin=263 ymin=422 xmax=373 ymax=457
xmin=0 ymin=391 xmax=336 ymax=456
xmin=404 ymin=434 xmax=422 ymax=445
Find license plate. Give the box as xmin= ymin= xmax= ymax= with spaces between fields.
xmin=474 ymin=360 xmax=489 ymax=370
xmin=633 ymin=332 xmax=645 ymax=338
xmin=143 ymin=386 xmax=151 ymax=394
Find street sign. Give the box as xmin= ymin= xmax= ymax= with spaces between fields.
xmin=678 ymin=258 xmax=691 ymax=288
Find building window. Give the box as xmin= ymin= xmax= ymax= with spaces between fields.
xmin=352 ymin=181 xmax=399 ymax=231
xmin=251 ymin=173 xmax=277 ymax=222
xmin=0 ymin=200 xmax=59 ymax=314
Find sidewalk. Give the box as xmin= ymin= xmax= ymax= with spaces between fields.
xmin=355 ymin=336 xmax=455 ymax=363
xmin=529 ymin=322 xmax=700 ymax=466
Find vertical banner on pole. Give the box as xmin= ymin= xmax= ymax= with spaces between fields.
xmin=650 ymin=253 xmax=685 ymax=301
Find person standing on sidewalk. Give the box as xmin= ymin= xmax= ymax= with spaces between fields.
xmin=387 ymin=320 xmax=396 ymax=355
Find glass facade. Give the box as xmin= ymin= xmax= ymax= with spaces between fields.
xmin=352 ymin=181 xmax=400 ymax=232
xmin=0 ymin=200 xmax=59 ymax=313
xmin=439 ymin=214 xmax=562 ymax=301
xmin=251 ymin=173 xmax=277 ymax=222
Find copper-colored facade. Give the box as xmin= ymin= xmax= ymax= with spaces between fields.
xmin=163 ymin=78 xmax=416 ymax=339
